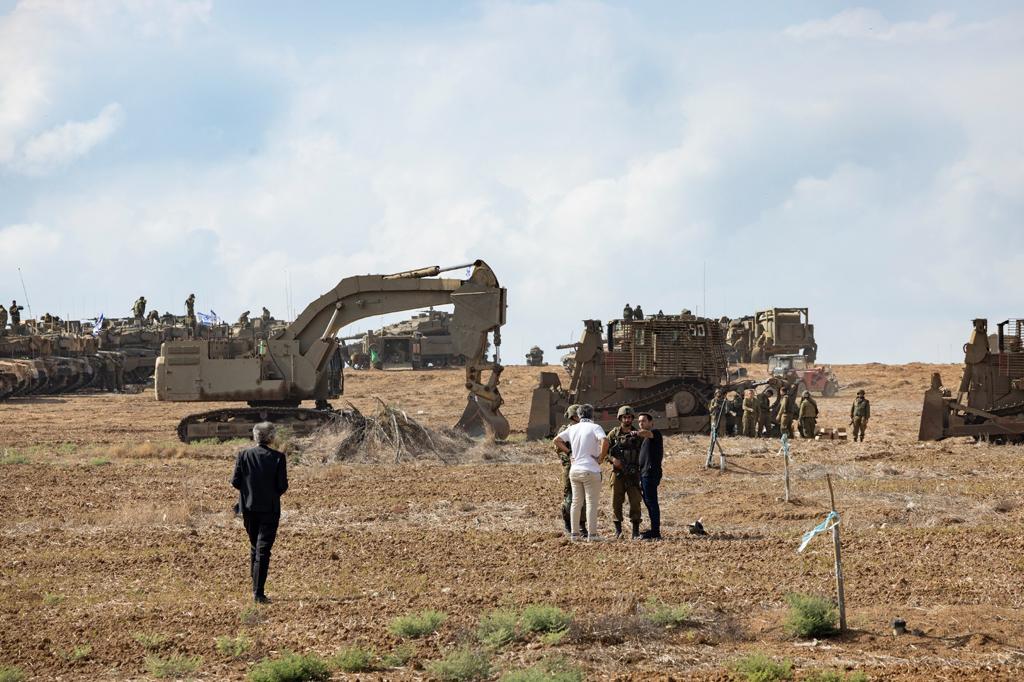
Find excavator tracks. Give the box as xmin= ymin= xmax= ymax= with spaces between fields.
xmin=176 ymin=406 xmax=342 ymax=443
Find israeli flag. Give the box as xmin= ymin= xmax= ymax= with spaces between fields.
xmin=92 ymin=313 xmax=105 ymax=336
xmin=196 ymin=311 xmax=219 ymax=327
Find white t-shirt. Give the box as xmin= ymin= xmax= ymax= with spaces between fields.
xmin=556 ymin=419 xmax=606 ymax=474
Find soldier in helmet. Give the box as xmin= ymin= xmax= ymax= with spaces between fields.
xmin=0 ymin=303 xmax=7 ymax=336
xmin=633 ymin=304 xmax=644 ymax=320
xmin=622 ymin=303 xmax=633 ymax=321
xmin=146 ymin=309 xmax=160 ymax=325
xmin=237 ymin=310 xmax=251 ymax=326
xmin=741 ymin=388 xmax=757 ymax=437
xmin=708 ymin=389 xmax=728 ymax=437
xmin=606 ymin=405 xmax=644 ymax=539
xmin=556 ymin=404 xmax=586 ymax=536
xmin=261 ymin=307 xmax=272 ymax=323
xmin=9 ymin=300 xmax=24 ymax=332
xmin=798 ymin=390 xmax=818 ymax=439
xmin=756 ymin=388 xmax=773 ymax=437
xmin=132 ymin=296 xmax=147 ymax=323
xmin=729 ymin=390 xmax=744 ymax=436
xmin=776 ymin=385 xmax=797 ymax=438
xmin=185 ymin=294 xmax=197 ymax=336
xmin=851 ymin=390 xmax=870 ymax=442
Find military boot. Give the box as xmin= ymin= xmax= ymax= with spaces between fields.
xmin=631 ymin=521 xmax=641 ymax=540
xmin=614 ymin=521 xmax=623 ymax=539
xmin=561 ymin=509 xmax=572 ymax=535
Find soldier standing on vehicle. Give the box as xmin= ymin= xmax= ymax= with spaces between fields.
xmin=146 ymin=309 xmax=160 ymax=325
xmin=261 ymin=307 xmax=272 ymax=323
xmin=606 ymin=405 xmax=644 ymax=540
xmin=232 ymin=422 xmax=288 ymax=603
xmin=633 ymin=305 xmax=644 ymax=320
xmin=798 ymin=390 xmax=818 ymax=439
xmin=777 ymin=386 xmax=797 ymax=438
xmin=742 ymin=388 xmax=757 ymax=437
xmin=185 ymin=294 xmax=196 ymax=336
xmin=0 ymin=304 xmax=7 ymax=336
xmin=756 ymin=388 xmax=773 ymax=437
xmin=9 ymin=300 xmax=24 ymax=331
xmin=132 ymin=296 xmax=146 ymax=323
xmin=851 ymin=390 xmax=870 ymax=442
xmin=238 ymin=311 xmax=251 ymax=326
xmin=623 ymin=303 xmax=633 ymax=321
xmin=556 ymin=404 xmax=586 ymax=537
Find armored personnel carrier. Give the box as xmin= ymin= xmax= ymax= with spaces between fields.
xmin=528 ymin=313 xmax=754 ymax=438
xmin=919 ymin=318 xmax=1024 ymax=442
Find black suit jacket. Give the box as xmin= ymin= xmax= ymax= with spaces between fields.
xmin=231 ymin=445 xmax=288 ymax=514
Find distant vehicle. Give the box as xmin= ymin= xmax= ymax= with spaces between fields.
xmin=768 ymin=354 xmax=838 ymax=397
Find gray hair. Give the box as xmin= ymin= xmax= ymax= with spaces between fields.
xmin=577 ymin=403 xmax=595 ymax=420
xmin=253 ymin=422 xmax=275 ymax=445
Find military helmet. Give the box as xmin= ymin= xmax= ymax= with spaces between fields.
xmin=564 ymin=404 xmax=580 ymax=420
xmin=617 ymin=405 xmax=635 ymax=418
xmin=802 ymin=390 xmax=811 ymax=397
xmin=857 ymin=389 xmax=866 ymax=396
xmin=715 ymin=389 xmax=724 ymax=397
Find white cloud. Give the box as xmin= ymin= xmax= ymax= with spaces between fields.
xmin=783 ymin=8 xmax=958 ymax=42
xmin=15 ymin=103 xmax=124 ymax=175
xmin=0 ymin=223 xmax=62 ymax=258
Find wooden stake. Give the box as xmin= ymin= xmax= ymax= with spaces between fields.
xmin=826 ymin=474 xmax=847 ymax=631
xmin=781 ymin=434 xmax=791 ymax=503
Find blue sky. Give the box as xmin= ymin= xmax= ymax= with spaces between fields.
xmin=1 ymin=1 xmax=1022 ymax=363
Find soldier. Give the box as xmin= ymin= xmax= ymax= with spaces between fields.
xmin=261 ymin=307 xmax=271 ymax=323
xmin=742 ymin=388 xmax=757 ymax=437
xmin=10 ymin=300 xmax=24 ymax=331
xmin=132 ymin=296 xmax=146 ymax=322
xmin=606 ymin=405 xmax=644 ymax=540
xmin=238 ymin=310 xmax=251 ymax=326
xmin=623 ymin=303 xmax=633 ymax=321
xmin=556 ymin=404 xmax=586 ymax=536
xmin=146 ymin=309 xmax=160 ymax=325
xmin=729 ymin=390 xmax=744 ymax=436
xmin=777 ymin=386 xmax=797 ymax=438
xmin=798 ymin=390 xmax=818 ymax=439
xmin=708 ymin=389 xmax=727 ymax=436
xmin=185 ymin=294 xmax=196 ymax=335
xmin=633 ymin=304 xmax=644 ymax=320
xmin=0 ymin=303 xmax=7 ymax=336
xmin=755 ymin=388 xmax=773 ymax=437
xmin=851 ymin=389 xmax=870 ymax=442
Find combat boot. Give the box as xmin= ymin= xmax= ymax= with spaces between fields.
xmin=631 ymin=521 xmax=641 ymax=540
xmin=561 ymin=509 xmax=572 ymax=535
xmin=614 ymin=521 xmax=623 ymax=539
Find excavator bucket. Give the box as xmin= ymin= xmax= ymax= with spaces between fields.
xmin=456 ymin=396 xmax=510 ymax=440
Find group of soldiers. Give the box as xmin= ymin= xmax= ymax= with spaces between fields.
xmin=0 ymin=300 xmax=25 ymax=336
xmin=709 ymin=385 xmax=871 ymax=441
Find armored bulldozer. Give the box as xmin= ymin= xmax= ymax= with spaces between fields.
xmin=919 ymin=318 xmax=1024 ymax=443
xmin=528 ymin=313 xmax=754 ymax=438
xmin=525 ymin=345 xmax=545 ymax=366
xmin=750 ymin=308 xmax=817 ymax=364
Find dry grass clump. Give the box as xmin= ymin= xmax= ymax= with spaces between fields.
xmin=296 ymin=400 xmax=474 ymax=464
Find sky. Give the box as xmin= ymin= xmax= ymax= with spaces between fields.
xmin=1 ymin=0 xmax=1022 ymax=364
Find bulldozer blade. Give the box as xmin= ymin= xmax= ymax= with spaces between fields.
xmin=918 ymin=386 xmax=949 ymax=441
xmin=456 ymin=396 xmax=511 ymax=440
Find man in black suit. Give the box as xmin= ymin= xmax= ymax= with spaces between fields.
xmin=231 ymin=422 xmax=288 ymax=603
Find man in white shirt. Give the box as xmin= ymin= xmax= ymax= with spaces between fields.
xmin=555 ymin=404 xmax=607 ymax=541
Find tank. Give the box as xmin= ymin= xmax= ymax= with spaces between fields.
xmin=527 ymin=313 xmax=754 ymax=439
xmin=344 ymin=309 xmax=467 ymax=369
xmin=0 ymin=327 xmax=125 ymax=400
xmin=750 ymin=308 xmax=817 ymax=363
xmin=919 ymin=318 xmax=1024 ymax=443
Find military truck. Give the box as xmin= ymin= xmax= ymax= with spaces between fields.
xmin=750 ymin=308 xmax=817 ymax=364
xmin=919 ymin=318 xmax=1024 ymax=443
xmin=528 ymin=313 xmax=755 ymax=438
xmin=768 ymin=354 xmax=839 ymax=396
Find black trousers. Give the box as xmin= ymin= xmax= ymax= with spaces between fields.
xmin=640 ymin=473 xmax=662 ymax=535
xmin=242 ymin=511 xmax=280 ymax=597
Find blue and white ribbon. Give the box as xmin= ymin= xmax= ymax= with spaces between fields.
xmin=797 ymin=510 xmax=839 ymax=553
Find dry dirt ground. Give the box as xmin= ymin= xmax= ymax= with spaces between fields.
xmin=1 ymin=363 xmax=1023 ymax=680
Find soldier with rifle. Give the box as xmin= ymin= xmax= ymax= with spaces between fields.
xmin=606 ymin=405 xmax=644 ymax=540
xmin=555 ymin=404 xmax=587 ymax=537
xmin=851 ymin=389 xmax=870 ymax=442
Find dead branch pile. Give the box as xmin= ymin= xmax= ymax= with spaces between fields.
xmin=297 ymin=398 xmax=475 ymax=464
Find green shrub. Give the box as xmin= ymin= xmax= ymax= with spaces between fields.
xmin=216 ymin=634 xmax=253 ymax=659
xmin=730 ymin=652 xmax=793 ymax=682
xmin=538 ymin=628 xmax=569 ymax=646
xmin=42 ymin=593 xmax=64 ymax=606
xmin=520 ymin=605 xmax=572 ymax=634
xmin=643 ymin=599 xmax=693 ymax=628
xmin=133 ymin=632 xmax=169 ymax=651
xmin=247 ymin=652 xmax=330 ymax=682
xmin=0 ymin=665 xmax=25 ymax=682
xmin=783 ymin=593 xmax=837 ymax=639
xmin=145 ymin=654 xmax=203 ymax=679
xmin=380 ymin=643 xmax=415 ymax=668
xmin=426 ymin=647 xmax=491 ymax=682
xmin=63 ymin=644 xmax=92 ymax=662
xmin=0 ymin=452 xmax=30 ymax=465
xmin=500 ymin=656 xmax=584 ymax=682
xmin=330 ymin=646 xmax=374 ymax=673
xmin=87 ymin=456 xmax=111 ymax=467
xmin=390 ymin=610 xmax=447 ymax=638
xmin=477 ymin=609 xmax=519 ymax=648
xmin=804 ymin=671 xmax=868 ymax=682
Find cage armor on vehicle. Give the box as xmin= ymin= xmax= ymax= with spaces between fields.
xmin=527 ymin=313 xmax=755 ymax=439
xmin=155 ymin=260 xmax=509 ymax=442
xmin=919 ymin=318 xmax=1024 ymax=443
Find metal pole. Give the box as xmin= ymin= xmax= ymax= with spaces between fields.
xmin=17 ymin=268 xmax=33 ymax=319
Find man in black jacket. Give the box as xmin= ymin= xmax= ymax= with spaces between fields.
xmin=636 ymin=412 xmax=664 ymax=540
xmin=231 ymin=422 xmax=288 ymax=603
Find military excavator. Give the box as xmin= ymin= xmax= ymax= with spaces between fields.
xmin=155 ymin=260 xmax=509 ymax=442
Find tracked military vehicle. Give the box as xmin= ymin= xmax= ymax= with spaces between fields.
xmin=528 ymin=313 xmax=754 ymax=438
xmin=0 ymin=329 xmax=128 ymax=400
xmin=919 ymin=318 xmax=1024 ymax=442
xmin=343 ymin=309 xmax=466 ymax=370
